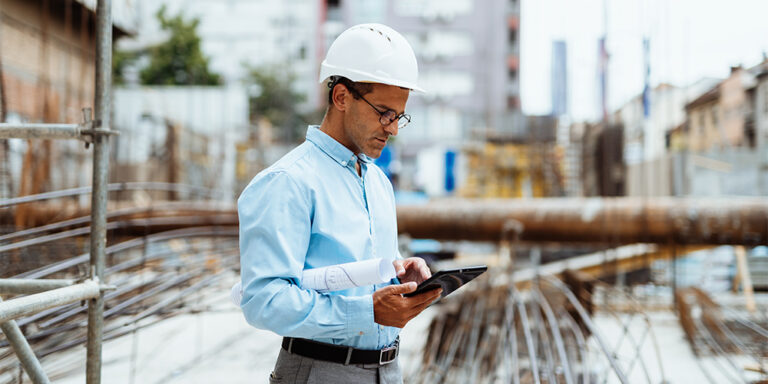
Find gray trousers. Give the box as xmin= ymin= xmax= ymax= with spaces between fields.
xmin=268 ymin=348 xmax=403 ymax=384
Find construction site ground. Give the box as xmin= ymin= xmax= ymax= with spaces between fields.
xmin=49 ymin=279 xmax=434 ymax=384
xmin=42 ymin=278 xmax=766 ymax=383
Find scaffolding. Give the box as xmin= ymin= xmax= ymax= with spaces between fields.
xmin=0 ymin=1 xmax=114 ymax=383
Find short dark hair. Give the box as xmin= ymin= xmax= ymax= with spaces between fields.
xmin=327 ymin=76 xmax=373 ymax=106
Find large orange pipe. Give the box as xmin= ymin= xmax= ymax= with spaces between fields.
xmin=5 ymin=198 xmax=767 ymax=245
xmin=396 ymin=198 xmax=768 ymax=245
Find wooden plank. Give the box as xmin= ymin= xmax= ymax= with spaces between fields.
xmin=734 ymin=245 xmax=756 ymax=313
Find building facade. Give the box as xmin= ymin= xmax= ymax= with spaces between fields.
xmin=618 ymin=79 xmax=719 ymax=163
xmin=685 ymin=66 xmax=759 ymax=152
xmin=0 ymin=0 xmax=134 ymax=201
xmin=756 ymin=63 xmax=768 ymax=152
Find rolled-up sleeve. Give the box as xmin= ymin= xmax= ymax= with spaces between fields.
xmin=238 ymin=171 xmax=376 ymax=339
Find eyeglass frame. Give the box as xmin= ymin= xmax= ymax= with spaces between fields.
xmin=344 ymin=83 xmax=412 ymax=129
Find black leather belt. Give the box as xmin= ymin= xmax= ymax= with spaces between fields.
xmin=281 ymin=337 xmax=399 ymax=366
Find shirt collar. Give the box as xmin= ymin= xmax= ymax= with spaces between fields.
xmin=306 ymin=125 xmax=373 ymax=166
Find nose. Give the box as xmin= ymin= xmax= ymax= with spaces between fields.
xmin=383 ymin=121 xmax=398 ymax=137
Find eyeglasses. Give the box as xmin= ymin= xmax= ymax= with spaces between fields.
xmin=347 ymin=86 xmax=411 ymax=129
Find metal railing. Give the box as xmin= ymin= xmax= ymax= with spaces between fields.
xmin=0 ymin=1 xmax=114 ymax=383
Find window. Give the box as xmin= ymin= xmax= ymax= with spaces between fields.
xmin=509 ymin=29 xmax=517 ymax=44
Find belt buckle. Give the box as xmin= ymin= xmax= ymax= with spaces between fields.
xmin=379 ymin=344 xmax=398 ymax=365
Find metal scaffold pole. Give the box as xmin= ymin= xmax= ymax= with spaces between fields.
xmin=86 ymin=0 xmax=113 ymax=383
xmin=0 ymin=298 xmax=51 ymax=384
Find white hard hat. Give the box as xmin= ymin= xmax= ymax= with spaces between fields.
xmin=319 ymin=23 xmax=424 ymax=93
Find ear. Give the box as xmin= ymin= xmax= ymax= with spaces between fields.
xmin=331 ymin=83 xmax=350 ymax=112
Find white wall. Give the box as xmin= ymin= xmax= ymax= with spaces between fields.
xmin=118 ymin=0 xmax=321 ymax=110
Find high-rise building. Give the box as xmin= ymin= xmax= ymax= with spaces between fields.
xmin=551 ymin=40 xmax=568 ymax=117
xmin=321 ymin=0 xmax=522 ymax=194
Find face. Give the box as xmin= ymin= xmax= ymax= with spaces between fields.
xmin=342 ymin=83 xmax=409 ymax=159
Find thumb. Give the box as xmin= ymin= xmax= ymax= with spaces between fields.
xmin=387 ymin=282 xmax=417 ymax=295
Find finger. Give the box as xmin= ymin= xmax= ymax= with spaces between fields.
xmin=422 ymin=289 xmax=442 ymax=305
xmin=410 ymin=288 xmax=442 ymax=306
xmin=413 ymin=294 xmax=439 ymax=313
xmin=386 ymin=282 xmax=417 ymax=295
xmin=420 ymin=265 xmax=431 ymax=281
xmin=408 ymin=257 xmax=430 ymax=280
xmin=392 ymin=259 xmax=406 ymax=277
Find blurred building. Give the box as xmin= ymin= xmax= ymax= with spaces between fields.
xmin=391 ymin=0 xmax=521 ymax=140
xmin=580 ymin=122 xmax=625 ymax=197
xmin=617 ymin=79 xmax=719 ymax=165
xmin=0 ymin=0 xmax=135 ymax=200
xmin=461 ymin=115 xmax=563 ymax=198
xmin=756 ymin=61 xmax=768 ymax=152
xmin=609 ymin=58 xmax=768 ymax=197
xmin=685 ymin=64 xmax=764 ymax=152
xmin=612 ymin=79 xmax=716 ymax=196
xmin=685 ymin=85 xmax=722 ymax=152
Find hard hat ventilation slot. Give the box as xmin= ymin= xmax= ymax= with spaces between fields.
xmin=367 ymin=27 xmax=392 ymax=42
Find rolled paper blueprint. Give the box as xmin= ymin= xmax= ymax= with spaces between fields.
xmin=230 ymin=258 xmax=397 ymax=306
xmin=302 ymin=257 xmax=397 ymax=292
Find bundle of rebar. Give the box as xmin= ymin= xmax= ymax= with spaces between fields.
xmin=411 ymin=268 xmax=669 ymax=384
xmin=676 ymin=287 xmax=768 ymax=382
xmin=0 ymin=224 xmax=239 ymax=382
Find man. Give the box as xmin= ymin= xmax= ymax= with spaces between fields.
xmin=238 ymin=23 xmax=441 ymax=384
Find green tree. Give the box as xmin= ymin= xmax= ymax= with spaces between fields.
xmin=139 ymin=6 xmax=221 ymax=85
xmin=112 ymin=49 xmax=138 ymax=86
xmin=247 ymin=65 xmax=321 ymax=142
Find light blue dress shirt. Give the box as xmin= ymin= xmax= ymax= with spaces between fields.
xmin=238 ymin=125 xmax=401 ymax=350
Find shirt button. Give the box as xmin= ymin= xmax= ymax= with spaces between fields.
xmin=341 ymin=161 xmax=347 ymax=166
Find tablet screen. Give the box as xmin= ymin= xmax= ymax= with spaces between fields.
xmin=403 ymin=266 xmax=487 ymax=298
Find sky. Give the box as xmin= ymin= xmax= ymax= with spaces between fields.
xmin=520 ymin=0 xmax=768 ymax=121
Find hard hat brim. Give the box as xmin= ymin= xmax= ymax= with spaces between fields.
xmin=319 ymin=65 xmax=425 ymax=93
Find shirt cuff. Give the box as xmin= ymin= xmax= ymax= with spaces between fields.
xmin=345 ymin=294 xmax=377 ymax=338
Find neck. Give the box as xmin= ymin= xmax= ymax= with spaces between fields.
xmin=319 ymin=110 xmax=358 ymax=155
xmin=320 ymin=111 xmax=362 ymax=176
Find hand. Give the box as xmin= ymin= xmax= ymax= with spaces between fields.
xmin=393 ymin=257 xmax=431 ymax=285
xmin=373 ymin=282 xmax=442 ymax=328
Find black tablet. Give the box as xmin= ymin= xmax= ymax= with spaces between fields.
xmin=402 ymin=265 xmax=487 ymax=298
